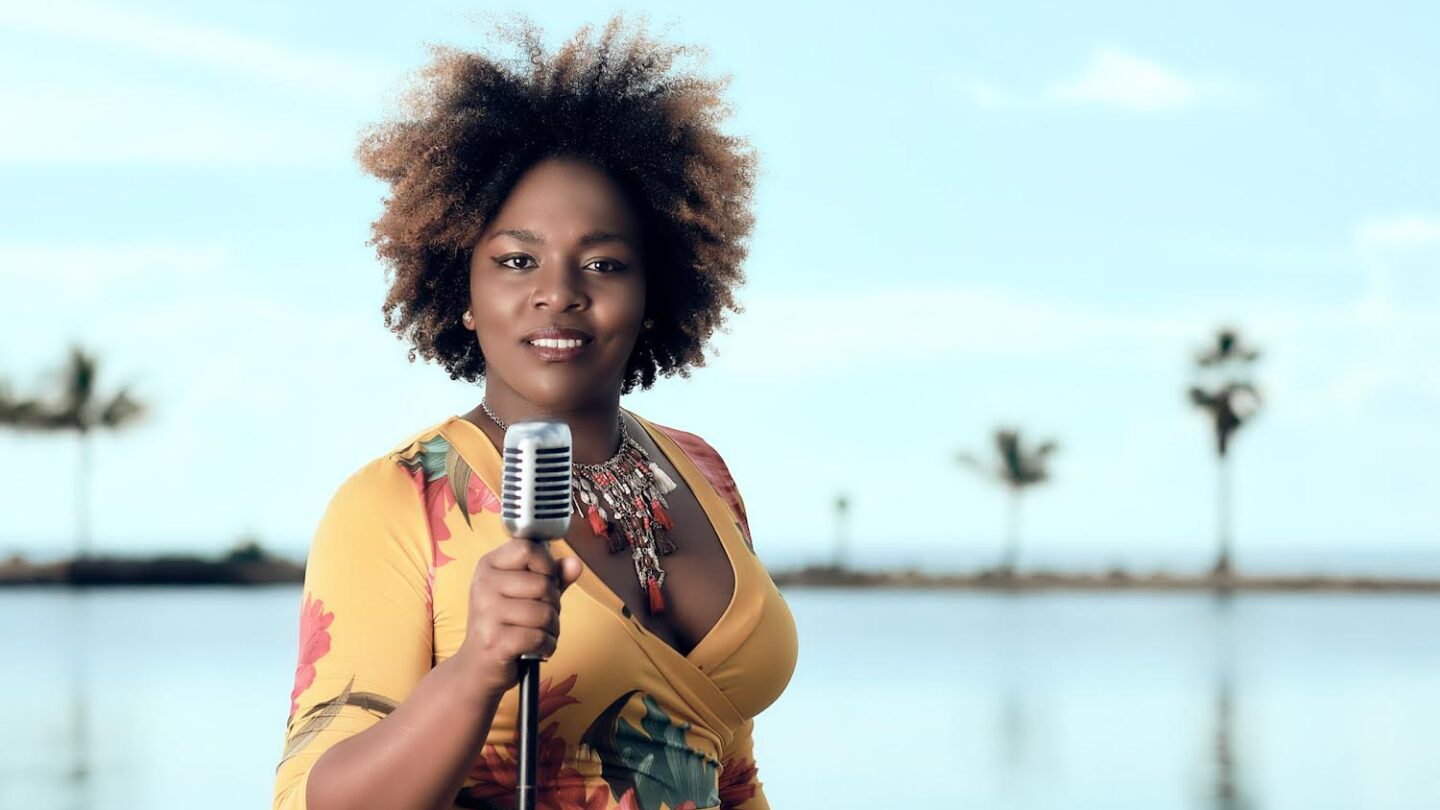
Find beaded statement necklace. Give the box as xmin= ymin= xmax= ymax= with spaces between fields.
xmin=480 ymin=400 xmax=680 ymax=614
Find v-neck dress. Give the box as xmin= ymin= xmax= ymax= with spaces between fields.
xmin=272 ymin=412 xmax=799 ymax=810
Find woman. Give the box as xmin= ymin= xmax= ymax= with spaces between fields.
xmin=272 ymin=14 xmax=799 ymax=810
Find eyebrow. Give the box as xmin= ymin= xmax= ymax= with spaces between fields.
xmin=489 ymin=228 xmax=632 ymax=247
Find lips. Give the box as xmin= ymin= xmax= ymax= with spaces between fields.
xmin=523 ymin=326 xmax=593 ymax=344
xmin=522 ymin=326 xmax=593 ymax=362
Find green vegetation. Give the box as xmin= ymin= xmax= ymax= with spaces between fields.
xmin=0 ymin=346 xmax=147 ymax=559
xmin=956 ymin=429 xmax=1060 ymax=577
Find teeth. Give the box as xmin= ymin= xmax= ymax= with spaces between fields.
xmin=529 ymin=338 xmax=584 ymax=349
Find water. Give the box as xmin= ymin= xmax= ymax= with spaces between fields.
xmin=1 ymin=587 xmax=1436 ymax=810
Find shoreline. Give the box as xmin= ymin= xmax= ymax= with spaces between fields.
xmin=770 ymin=564 xmax=1440 ymax=593
xmin=2 ymin=555 xmax=1438 ymax=592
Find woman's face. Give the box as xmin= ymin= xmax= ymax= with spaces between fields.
xmin=465 ymin=156 xmax=647 ymax=412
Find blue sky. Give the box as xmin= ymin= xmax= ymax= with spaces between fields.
xmin=1 ymin=1 xmax=1436 ymax=572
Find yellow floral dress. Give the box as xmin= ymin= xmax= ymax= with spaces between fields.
xmin=272 ymin=412 xmax=799 ymax=810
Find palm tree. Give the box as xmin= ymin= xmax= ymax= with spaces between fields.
xmin=1188 ymin=327 xmax=1262 ymax=579
xmin=831 ymin=493 xmax=850 ymax=570
xmin=8 ymin=347 xmax=147 ymax=559
xmin=956 ymin=428 xmax=1059 ymax=576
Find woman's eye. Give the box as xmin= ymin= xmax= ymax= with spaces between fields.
xmin=497 ymin=255 xmax=535 ymax=270
xmin=587 ymin=259 xmax=624 ymax=273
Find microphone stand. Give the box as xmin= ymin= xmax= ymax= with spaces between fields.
xmin=499 ymin=419 xmax=572 ymax=810
xmin=516 ymin=558 xmax=546 ymax=810
xmin=516 ymin=534 xmax=563 ymax=810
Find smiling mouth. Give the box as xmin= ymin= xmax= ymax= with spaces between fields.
xmin=526 ymin=337 xmax=587 ymax=349
xmin=525 ymin=339 xmax=590 ymax=362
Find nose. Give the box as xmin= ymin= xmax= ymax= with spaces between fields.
xmin=531 ymin=263 xmax=588 ymax=312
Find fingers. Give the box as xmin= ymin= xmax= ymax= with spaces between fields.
xmin=556 ymin=556 xmax=585 ymax=591
xmin=494 ymin=597 xmax=561 ymax=637
xmin=493 ymin=569 xmax=561 ymax=602
xmin=487 ymin=536 xmax=558 ymax=577
xmin=474 ymin=540 xmax=577 ymax=659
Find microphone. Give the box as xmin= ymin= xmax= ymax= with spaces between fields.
xmin=499 ymin=419 xmax=572 ymax=810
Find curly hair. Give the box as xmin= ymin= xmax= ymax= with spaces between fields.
xmin=354 ymin=12 xmax=758 ymax=393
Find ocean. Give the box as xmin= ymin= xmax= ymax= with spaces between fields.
xmin=1 ymin=586 xmax=1436 ymax=809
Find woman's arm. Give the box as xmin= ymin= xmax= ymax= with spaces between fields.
xmin=272 ymin=457 xmax=502 ymax=810
xmin=301 ymin=646 xmax=505 ymax=810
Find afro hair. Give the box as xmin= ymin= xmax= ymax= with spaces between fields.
xmin=355 ymin=12 xmax=759 ymax=393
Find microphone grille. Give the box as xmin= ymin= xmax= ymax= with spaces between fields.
xmin=500 ymin=420 xmax=573 ymax=540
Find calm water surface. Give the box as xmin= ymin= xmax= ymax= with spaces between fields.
xmin=1 ymin=587 xmax=1436 ymax=810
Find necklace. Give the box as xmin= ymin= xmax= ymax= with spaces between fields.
xmin=480 ymin=399 xmax=680 ymax=614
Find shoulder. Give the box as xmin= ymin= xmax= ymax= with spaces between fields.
xmin=326 ymin=418 xmax=456 ymax=510
xmin=385 ymin=419 xmax=460 ymax=480
xmin=636 ymin=413 xmax=754 ymax=548
xmin=643 ymin=418 xmax=741 ymax=491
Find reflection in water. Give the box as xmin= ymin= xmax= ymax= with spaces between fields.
xmin=64 ymin=590 xmax=92 ymax=810
xmin=1206 ymin=596 xmax=1255 ymax=810
xmin=7 ymin=589 xmax=1438 ymax=809
xmin=997 ymin=685 xmax=1027 ymax=779
xmin=994 ymin=595 xmax=1031 ymax=794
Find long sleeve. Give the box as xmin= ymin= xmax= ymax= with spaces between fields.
xmin=717 ymin=716 xmax=769 ymax=810
xmin=272 ymin=457 xmax=435 ymax=810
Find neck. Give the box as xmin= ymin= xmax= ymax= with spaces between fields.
xmin=475 ymin=385 xmax=624 ymax=466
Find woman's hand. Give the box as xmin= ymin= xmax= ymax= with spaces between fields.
xmin=456 ymin=536 xmax=585 ymax=695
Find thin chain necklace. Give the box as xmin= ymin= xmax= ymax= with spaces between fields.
xmin=480 ymin=399 xmax=680 ymax=614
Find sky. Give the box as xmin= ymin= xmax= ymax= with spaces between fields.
xmin=1 ymin=0 xmax=1437 ymax=573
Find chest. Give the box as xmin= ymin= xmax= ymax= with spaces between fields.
xmin=560 ymin=440 xmax=736 ymax=658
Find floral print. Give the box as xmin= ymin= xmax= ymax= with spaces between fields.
xmin=276 ymin=417 xmax=791 ymax=810
xmin=289 ymin=591 xmax=333 ymax=722
xmin=651 ymin=424 xmax=754 ymax=555
xmin=716 ymin=757 xmax=758 ymax=809
xmin=280 ymin=674 xmax=402 ymax=765
xmin=396 ymin=434 xmax=502 ymax=569
xmin=461 ymin=674 xmax=585 ymax=809
xmin=454 ymin=675 xmax=722 ymax=810
xmin=579 ymin=690 xmax=720 ymax=810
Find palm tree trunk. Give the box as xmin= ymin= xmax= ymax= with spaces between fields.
xmin=1213 ymin=452 xmax=1232 ymax=579
xmin=1001 ymin=488 xmax=1020 ymax=575
xmin=78 ymin=432 xmax=91 ymax=559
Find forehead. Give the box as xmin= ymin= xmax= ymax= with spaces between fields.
xmin=488 ymin=157 xmax=641 ymax=238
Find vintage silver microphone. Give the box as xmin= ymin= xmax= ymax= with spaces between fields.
xmin=500 ymin=420 xmax=572 ymax=810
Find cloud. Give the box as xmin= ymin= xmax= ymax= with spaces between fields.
xmin=947 ymin=46 xmax=1257 ymax=113
xmin=1327 ymin=213 xmax=1440 ymax=413
xmin=0 ymin=2 xmax=399 ymax=165
xmin=1046 ymin=47 xmax=1253 ymax=111
xmin=0 ymin=78 xmax=359 ymax=165
xmin=710 ymin=285 xmax=1208 ymax=376
xmin=945 ymin=77 xmax=1015 ymax=109
xmin=0 ymin=240 xmax=229 ymax=297
xmin=0 ymin=1 xmax=393 ymax=104
xmin=1356 ymin=214 xmax=1440 ymax=250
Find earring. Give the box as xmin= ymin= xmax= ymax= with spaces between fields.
xmin=643 ymin=318 xmax=654 ymax=330
xmin=463 ymin=310 xmax=474 ymax=327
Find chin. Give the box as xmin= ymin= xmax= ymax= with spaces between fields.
xmin=520 ymin=373 xmax=620 ymax=409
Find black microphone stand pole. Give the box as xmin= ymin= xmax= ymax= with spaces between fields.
xmin=515 ymin=536 xmax=554 ymax=810
xmin=516 ymin=651 xmax=540 ymax=810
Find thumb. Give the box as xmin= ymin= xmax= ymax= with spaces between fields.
xmin=557 ymin=556 xmax=585 ymax=591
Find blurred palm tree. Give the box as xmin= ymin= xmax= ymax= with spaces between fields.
xmin=1188 ymin=327 xmax=1262 ymax=579
xmin=3 ymin=347 xmax=147 ymax=559
xmin=956 ymin=428 xmax=1059 ymax=576
xmin=831 ymin=493 xmax=850 ymax=570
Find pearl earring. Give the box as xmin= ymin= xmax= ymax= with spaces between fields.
xmin=643 ymin=318 xmax=654 ymax=330
xmin=463 ymin=310 xmax=474 ymax=327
